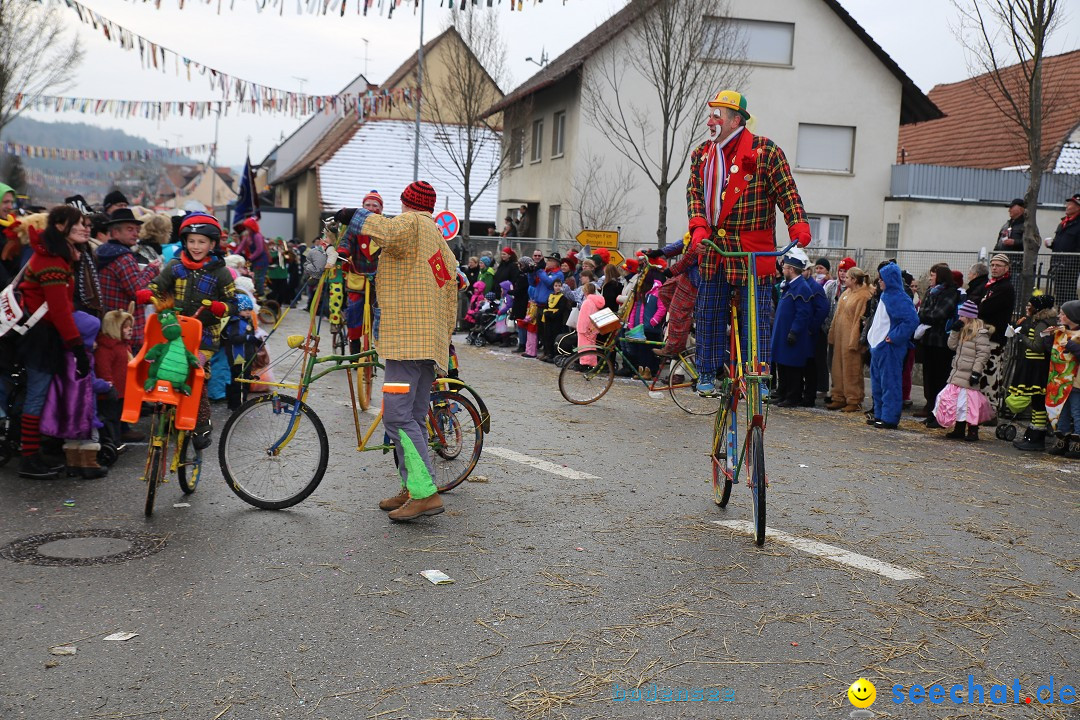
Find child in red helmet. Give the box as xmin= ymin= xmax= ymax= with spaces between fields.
xmin=137 ymin=213 xmax=238 ymax=449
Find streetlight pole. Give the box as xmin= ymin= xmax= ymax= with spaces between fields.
xmin=209 ymin=103 xmax=221 ymax=217
xmin=412 ymin=0 xmax=424 ymax=182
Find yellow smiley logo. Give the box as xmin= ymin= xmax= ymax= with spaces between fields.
xmin=848 ymin=678 xmax=876 ymax=708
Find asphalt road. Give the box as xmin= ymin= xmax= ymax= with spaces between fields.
xmin=1 ymin=307 xmax=1077 ymax=720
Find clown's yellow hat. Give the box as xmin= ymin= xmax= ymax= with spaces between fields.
xmin=707 ymin=89 xmax=749 ymax=119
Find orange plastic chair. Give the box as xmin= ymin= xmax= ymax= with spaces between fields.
xmin=121 ymin=314 xmax=205 ymax=431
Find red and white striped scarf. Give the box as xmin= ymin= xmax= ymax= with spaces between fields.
xmin=702 ymin=127 xmax=743 ymax=227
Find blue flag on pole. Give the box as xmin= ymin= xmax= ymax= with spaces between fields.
xmin=233 ymin=155 xmax=260 ymax=222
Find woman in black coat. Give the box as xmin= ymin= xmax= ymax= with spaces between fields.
xmin=917 ymin=263 xmax=960 ymax=425
xmin=509 ymin=258 xmax=534 ymax=353
xmin=492 ymin=247 xmax=519 ymax=299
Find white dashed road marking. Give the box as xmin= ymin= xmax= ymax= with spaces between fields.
xmin=486 ymin=447 xmax=600 ymax=480
xmin=713 ymin=520 xmax=923 ymax=581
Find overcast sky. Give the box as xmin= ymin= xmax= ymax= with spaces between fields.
xmin=14 ymin=0 xmax=1078 ymax=168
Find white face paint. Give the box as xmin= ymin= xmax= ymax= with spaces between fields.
xmin=706 ymin=108 xmax=724 ymax=141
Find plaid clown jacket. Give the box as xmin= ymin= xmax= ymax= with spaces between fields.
xmin=351 ymin=210 xmax=458 ymax=373
xmin=687 ymin=132 xmax=807 ymax=285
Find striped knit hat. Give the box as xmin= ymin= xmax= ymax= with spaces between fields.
xmin=362 ymin=190 xmax=383 ymax=211
xmin=400 ymin=181 xmax=436 ymax=213
xmin=958 ymin=300 xmax=979 ymax=319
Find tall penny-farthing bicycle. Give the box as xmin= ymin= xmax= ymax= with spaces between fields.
xmin=706 ymin=239 xmax=797 ymax=546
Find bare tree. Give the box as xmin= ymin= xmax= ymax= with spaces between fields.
xmin=952 ymin=0 xmax=1064 ymax=298
xmin=562 ymin=152 xmax=639 ymax=240
xmin=582 ymin=0 xmax=748 ymax=247
xmin=420 ymin=11 xmax=511 ymax=254
xmin=0 ymin=0 xmax=84 ymax=137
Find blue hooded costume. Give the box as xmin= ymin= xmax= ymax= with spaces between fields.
xmin=868 ymin=263 xmax=919 ymax=425
xmin=772 ymin=273 xmax=821 ymax=367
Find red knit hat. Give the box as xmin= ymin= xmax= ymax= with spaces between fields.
xmin=838 ymin=257 xmax=856 ymax=272
xmin=362 ymin=190 xmax=384 ymax=211
xmin=234 ymin=216 xmax=260 ymax=235
xmin=400 ymin=181 xmax=436 ymax=213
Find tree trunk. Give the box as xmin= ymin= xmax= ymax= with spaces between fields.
xmin=656 ymin=182 xmax=670 ymax=249
xmin=1021 ymin=51 xmax=1045 ymax=302
xmin=462 ymin=166 xmax=472 ymax=260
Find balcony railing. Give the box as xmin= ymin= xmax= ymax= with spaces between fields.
xmin=890 ymin=164 xmax=1080 ymax=206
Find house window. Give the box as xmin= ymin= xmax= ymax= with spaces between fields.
xmin=703 ymin=18 xmax=794 ymax=66
xmin=552 ymin=111 xmax=566 ymax=158
xmin=886 ymin=222 xmax=900 ymax=250
xmin=549 ymin=205 xmax=561 ymax=238
xmin=510 ymin=127 xmax=525 ymax=168
xmin=796 ymin=124 xmax=855 ymax=173
xmin=531 ymin=119 xmax=544 ymax=163
xmin=807 ymin=215 xmax=847 ymax=248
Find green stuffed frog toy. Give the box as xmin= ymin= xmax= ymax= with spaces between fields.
xmin=144 ymin=308 xmax=200 ymax=395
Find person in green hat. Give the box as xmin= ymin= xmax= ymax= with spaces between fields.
xmin=686 ymin=89 xmax=811 ymax=395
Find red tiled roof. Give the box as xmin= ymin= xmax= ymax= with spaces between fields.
xmin=897 ymin=49 xmax=1080 ymax=170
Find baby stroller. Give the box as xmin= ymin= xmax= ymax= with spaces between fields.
xmin=465 ymin=294 xmax=499 ymax=347
xmin=994 ymin=332 xmax=1025 ymax=442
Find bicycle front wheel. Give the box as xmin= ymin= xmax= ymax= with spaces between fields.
xmin=711 ymin=388 xmax=735 ymax=507
xmin=219 ymin=395 xmax=329 ymax=510
xmin=669 ymin=357 xmax=720 ymax=415
xmin=748 ymin=425 xmax=766 ymax=545
xmin=558 ymin=350 xmax=615 ymax=405
xmin=144 ymin=444 xmax=163 ymax=517
xmin=176 ymin=433 xmax=202 ymax=494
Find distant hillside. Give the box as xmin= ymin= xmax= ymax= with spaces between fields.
xmin=1 ymin=117 xmax=196 ymax=205
xmin=1 ymin=116 xmax=189 ymax=174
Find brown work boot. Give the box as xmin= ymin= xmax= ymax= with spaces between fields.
xmin=825 ymin=400 xmax=846 ymax=410
xmin=378 ymin=488 xmax=410 ymax=511
xmin=841 ymin=404 xmax=862 ymax=413
xmin=388 ymin=493 xmax=444 ymax=522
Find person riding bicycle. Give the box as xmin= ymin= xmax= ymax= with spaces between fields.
xmin=334 ymin=180 xmax=458 ymax=522
xmin=686 ymin=89 xmax=811 ymax=395
xmin=337 ymin=190 xmax=383 ymax=353
xmin=136 ymin=213 xmax=238 ymax=450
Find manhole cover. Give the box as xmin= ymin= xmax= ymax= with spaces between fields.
xmin=0 ymin=529 xmax=167 ymax=566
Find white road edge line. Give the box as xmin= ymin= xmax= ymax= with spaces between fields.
xmin=713 ymin=520 xmax=923 ymax=581
xmin=486 ymin=447 xmax=600 ymax=480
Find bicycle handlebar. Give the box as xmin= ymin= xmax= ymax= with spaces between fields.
xmin=700 ymin=238 xmax=799 ymax=259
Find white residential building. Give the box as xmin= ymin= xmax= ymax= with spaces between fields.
xmin=486 ymin=0 xmax=942 ymax=253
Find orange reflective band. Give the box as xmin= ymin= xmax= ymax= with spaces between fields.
xmin=382 ymin=382 xmax=411 ymax=394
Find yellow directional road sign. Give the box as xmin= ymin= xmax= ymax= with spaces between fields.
xmin=575 ymin=229 xmax=619 ymax=249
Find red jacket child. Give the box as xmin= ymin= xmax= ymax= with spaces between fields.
xmin=95 ymin=307 xmax=134 ymax=399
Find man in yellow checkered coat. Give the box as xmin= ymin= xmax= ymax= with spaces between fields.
xmin=336 ymin=180 xmax=458 ymax=521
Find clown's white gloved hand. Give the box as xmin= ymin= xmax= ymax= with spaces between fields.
xmin=325 ymin=246 xmax=340 ymax=267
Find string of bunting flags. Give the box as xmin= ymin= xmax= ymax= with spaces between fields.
xmin=14 ymin=89 xmax=420 ymax=120
xmin=25 ymin=170 xmax=114 ymax=189
xmin=57 ymin=0 xmax=379 ymax=106
xmin=112 ymin=0 xmax=569 ymax=17
xmin=2 ymin=141 xmax=215 ymax=162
